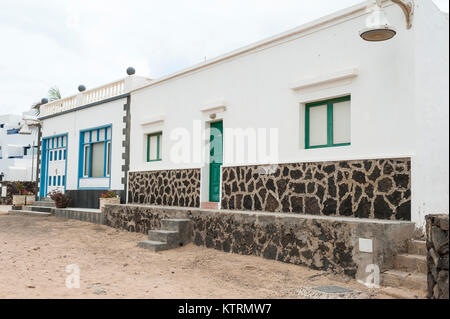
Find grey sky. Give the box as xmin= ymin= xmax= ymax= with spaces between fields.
xmin=0 ymin=0 xmax=448 ymax=115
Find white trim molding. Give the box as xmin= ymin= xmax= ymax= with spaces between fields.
xmin=290 ymin=67 xmax=359 ymax=91
xmin=200 ymin=100 xmax=227 ymax=113
xmin=140 ymin=115 xmax=165 ymax=126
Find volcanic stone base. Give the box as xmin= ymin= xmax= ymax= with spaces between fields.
xmin=54 ymin=208 xmax=105 ymax=225
xmin=105 ymin=204 xmax=414 ymax=280
xmin=65 ymin=189 xmax=126 ymax=209
xmin=221 ymin=157 xmax=411 ymax=220
xmin=128 ymin=169 xmax=201 ymax=208
xmin=0 ymin=181 xmax=37 ymax=205
xmin=426 ymin=214 xmax=449 ymax=299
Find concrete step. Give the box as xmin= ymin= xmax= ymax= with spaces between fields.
xmin=29 ymin=206 xmax=53 ymax=213
xmin=138 ymin=240 xmax=168 ymax=252
xmin=53 ymin=208 xmax=104 ymax=225
xmin=394 ymin=254 xmax=427 ymax=274
xmin=148 ymin=230 xmax=179 ymax=243
xmin=408 ymin=240 xmax=427 ymax=256
xmin=201 ymin=202 xmax=219 ymax=209
xmin=381 ymin=269 xmax=427 ymax=291
xmin=7 ymin=210 xmax=52 ymax=217
xmin=161 ymin=219 xmax=191 ymax=232
xmin=381 ymin=286 xmax=427 ymax=299
xmin=30 ymin=201 xmax=56 ymax=208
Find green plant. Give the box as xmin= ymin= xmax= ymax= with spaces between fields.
xmin=101 ymin=190 xmax=118 ymax=198
xmin=15 ymin=182 xmax=25 ymax=195
xmin=48 ymin=86 xmax=62 ymax=101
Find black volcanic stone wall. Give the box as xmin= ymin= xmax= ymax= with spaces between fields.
xmin=105 ymin=205 xmax=358 ymax=277
xmin=128 ymin=169 xmax=200 ymax=208
xmin=221 ymin=158 xmax=411 ymax=221
xmin=426 ymin=214 xmax=449 ymax=299
xmin=0 ymin=181 xmax=37 ymax=205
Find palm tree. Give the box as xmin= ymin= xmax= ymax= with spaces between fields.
xmin=31 ymin=86 xmax=62 ymax=116
xmin=31 ymin=100 xmax=44 ymax=116
xmin=48 ymin=86 xmax=62 ymax=101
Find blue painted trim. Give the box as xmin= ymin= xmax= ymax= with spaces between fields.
xmin=77 ymin=124 xmax=112 ymax=190
xmin=7 ymin=128 xmax=19 ymax=135
xmin=40 ymin=133 xmax=68 ymax=198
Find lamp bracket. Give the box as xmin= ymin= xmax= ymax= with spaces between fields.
xmin=391 ymin=0 xmax=414 ymax=29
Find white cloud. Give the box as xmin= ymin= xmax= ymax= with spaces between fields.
xmin=0 ymin=0 xmax=448 ymax=115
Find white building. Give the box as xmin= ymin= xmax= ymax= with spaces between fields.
xmin=0 ymin=113 xmax=39 ymax=181
xmin=37 ymin=0 xmax=448 ymax=227
xmin=37 ymin=76 xmax=151 ymax=207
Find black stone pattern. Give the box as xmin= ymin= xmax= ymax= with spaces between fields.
xmin=128 ymin=169 xmax=201 ymax=207
xmin=221 ymin=158 xmax=411 ymax=220
xmin=105 ymin=205 xmax=358 ymax=277
xmin=0 ymin=181 xmax=37 ymax=205
xmin=426 ymin=214 xmax=449 ymax=299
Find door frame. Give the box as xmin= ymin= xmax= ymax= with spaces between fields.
xmin=208 ymin=120 xmax=223 ymax=202
xmin=39 ymin=133 xmax=68 ymax=198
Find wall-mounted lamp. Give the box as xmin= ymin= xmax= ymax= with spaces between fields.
xmin=359 ymin=0 xmax=414 ymax=42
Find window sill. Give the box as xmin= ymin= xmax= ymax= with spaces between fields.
xmin=305 ymin=143 xmax=351 ymax=150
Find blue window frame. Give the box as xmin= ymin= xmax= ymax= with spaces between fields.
xmin=79 ymin=125 xmax=112 ymax=179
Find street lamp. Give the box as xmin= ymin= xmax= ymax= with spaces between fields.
xmin=360 ymin=0 xmax=414 ymax=42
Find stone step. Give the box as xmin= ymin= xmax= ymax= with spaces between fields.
xmin=29 ymin=206 xmax=53 ymax=213
xmin=381 ymin=269 xmax=427 ymax=291
xmin=53 ymin=209 xmax=104 ymax=225
xmin=161 ymin=219 xmax=192 ymax=232
xmin=148 ymin=230 xmax=179 ymax=243
xmin=30 ymin=201 xmax=56 ymax=208
xmin=138 ymin=240 xmax=168 ymax=252
xmin=7 ymin=210 xmax=52 ymax=217
xmin=201 ymin=202 xmax=219 ymax=209
xmin=408 ymin=240 xmax=427 ymax=256
xmin=394 ymin=254 xmax=427 ymax=274
xmin=381 ymin=286 xmax=427 ymax=299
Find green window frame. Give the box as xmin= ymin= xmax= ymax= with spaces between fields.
xmin=147 ymin=132 xmax=162 ymax=162
xmin=305 ymin=95 xmax=351 ymax=149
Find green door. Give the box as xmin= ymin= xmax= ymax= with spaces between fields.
xmin=209 ymin=121 xmax=223 ymax=202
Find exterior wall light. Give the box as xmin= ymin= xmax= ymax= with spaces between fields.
xmin=360 ymin=0 xmax=414 ymax=41
xmin=127 ymin=67 xmax=136 ymax=75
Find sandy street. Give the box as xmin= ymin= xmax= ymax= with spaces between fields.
xmin=0 ymin=208 xmax=413 ymax=299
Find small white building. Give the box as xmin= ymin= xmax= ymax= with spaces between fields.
xmin=37 ymin=76 xmax=151 ymax=208
xmin=0 ymin=113 xmax=39 ymax=181
xmin=37 ymin=0 xmax=448 ymax=228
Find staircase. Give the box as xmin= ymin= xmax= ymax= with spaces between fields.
xmin=8 ymin=198 xmax=55 ymax=217
xmin=381 ymin=239 xmax=427 ymax=296
xmin=138 ymin=219 xmax=193 ymax=252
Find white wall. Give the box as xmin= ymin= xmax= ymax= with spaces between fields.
xmin=40 ymin=97 xmax=126 ymax=191
xmin=412 ymin=1 xmax=449 ymax=228
xmin=129 ymin=1 xmax=448 ymax=225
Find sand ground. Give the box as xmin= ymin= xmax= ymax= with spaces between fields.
xmin=0 ymin=206 xmax=419 ymax=299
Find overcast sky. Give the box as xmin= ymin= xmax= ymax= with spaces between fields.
xmin=0 ymin=0 xmax=448 ymax=115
